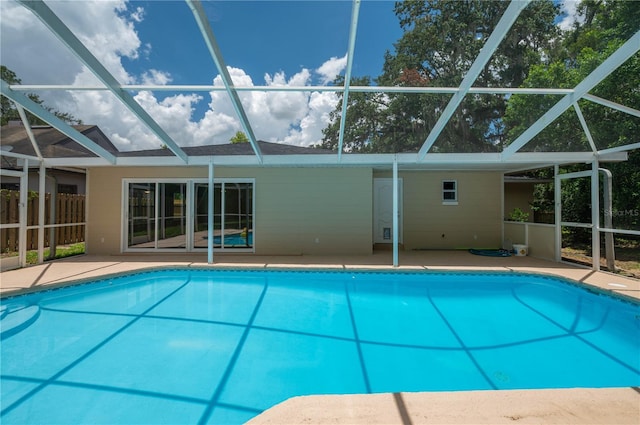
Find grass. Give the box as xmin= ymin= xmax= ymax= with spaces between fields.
xmin=23 ymin=243 xmax=85 ymax=265
xmin=562 ymin=239 xmax=640 ymax=279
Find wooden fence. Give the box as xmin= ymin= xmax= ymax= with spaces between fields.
xmin=1 ymin=190 xmax=85 ymax=252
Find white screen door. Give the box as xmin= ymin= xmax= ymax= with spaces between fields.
xmin=373 ymin=178 xmax=403 ymax=244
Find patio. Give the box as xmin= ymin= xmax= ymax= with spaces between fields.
xmin=2 ymin=250 xmax=638 ymax=302
xmin=1 ymin=251 xmax=639 ymax=424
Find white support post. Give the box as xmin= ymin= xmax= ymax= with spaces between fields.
xmin=208 ymin=160 xmax=214 ymax=264
xmin=591 ymin=160 xmax=600 ymax=271
xmin=554 ymin=165 xmax=561 ymax=262
xmin=392 ymin=156 xmax=399 ymax=267
xmin=599 ymin=168 xmax=616 ymax=272
xmin=38 ymin=163 xmax=46 ymax=264
xmin=19 ymin=160 xmax=29 ymax=268
xmin=501 ymin=173 xmax=505 ymax=247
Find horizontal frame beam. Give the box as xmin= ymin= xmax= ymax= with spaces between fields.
xmin=9 ymin=84 xmax=577 ymax=95
xmin=37 ymin=150 xmax=628 ymax=169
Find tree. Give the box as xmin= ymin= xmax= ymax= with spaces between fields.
xmin=1 ymin=65 xmax=81 ymax=126
xmin=318 ymin=76 xmax=386 ymax=152
xmin=503 ymin=1 xmax=640 ymax=234
xmin=230 ymin=131 xmax=249 ymax=144
xmin=320 ymin=0 xmax=559 ymax=153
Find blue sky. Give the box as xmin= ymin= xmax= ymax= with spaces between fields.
xmin=1 ymin=0 xmax=404 ymax=150
xmin=125 ymin=1 xmax=401 ymax=85
xmin=1 ymin=0 xmax=582 ymax=151
xmin=119 ymin=1 xmax=402 ymax=123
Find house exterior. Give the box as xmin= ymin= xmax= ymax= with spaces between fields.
xmin=87 ymin=164 xmax=503 ymax=256
xmin=2 ymin=126 xmax=628 ymax=266
xmin=1 ymin=124 xmax=508 ymax=259
xmin=79 ymin=141 xmax=505 ymax=257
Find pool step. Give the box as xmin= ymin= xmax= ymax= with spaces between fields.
xmin=0 ymin=305 xmax=40 ymax=340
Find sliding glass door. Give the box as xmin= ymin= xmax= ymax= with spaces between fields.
xmin=124 ymin=179 xmax=254 ymax=252
xmin=192 ymin=181 xmax=253 ymax=250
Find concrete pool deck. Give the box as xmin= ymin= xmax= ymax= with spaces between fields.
xmin=1 ymin=250 xmax=638 ymax=301
xmin=1 ymin=250 xmax=639 ymax=424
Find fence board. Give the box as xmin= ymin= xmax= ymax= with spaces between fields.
xmin=1 ymin=190 xmax=86 ymax=252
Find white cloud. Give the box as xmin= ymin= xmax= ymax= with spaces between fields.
xmin=558 ymin=0 xmax=585 ymax=31
xmin=141 ymin=69 xmax=172 ymax=85
xmin=197 ymin=66 xmax=338 ymax=147
xmin=316 ymin=53 xmax=348 ymax=84
xmin=1 ymin=0 xmax=342 ymax=150
xmin=0 ymin=1 xmax=84 ymax=84
xmin=130 ymin=6 xmax=145 ymax=23
xmin=283 ymin=91 xmax=340 ymax=147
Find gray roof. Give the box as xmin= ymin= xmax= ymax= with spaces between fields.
xmin=1 ymin=124 xmax=118 ymax=158
xmin=1 ymin=124 xmax=335 ymax=166
xmin=118 ymin=141 xmax=335 ymax=157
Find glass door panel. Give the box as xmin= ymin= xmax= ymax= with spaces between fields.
xmin=213 ymin=183 xmax=223 ymax=248
xmin=157 ymin=183 xmax=187 ymax=248
xmin=193 ymin=183 xmax=209 ymax=249
xmin=128 ymin=183 xmax=156 ymax=248
xmin=189 ymin=180 xmax=254 ymax=251
xmin=223 ymin=182 xmax=253 ymax=248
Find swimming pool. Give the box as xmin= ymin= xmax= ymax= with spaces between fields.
xmin=1 ymin=269 xmax=639 ymax=424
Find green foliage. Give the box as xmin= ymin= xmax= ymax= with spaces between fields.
xmin=1 ymin=65 xmax=81 ymax=126
xmin=230 ymin=131 xmax=249 ymax=144
xmin=319 ymin=76 xmax=387 ymax=152
xmin=508 ymin=208 xmax=529 ymax=222
xmin=503 ymin=0 xmax=639 ymax=240
xmin=320 ymin=0 xmax=559 ymax=153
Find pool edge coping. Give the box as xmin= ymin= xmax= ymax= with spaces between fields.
xmin=2 ymin=264 xmax=639 ymax=307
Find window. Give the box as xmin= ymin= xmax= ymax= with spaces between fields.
xmin=442 ymin=180 xmax=458 ymax=205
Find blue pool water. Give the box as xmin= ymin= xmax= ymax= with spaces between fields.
xmin=213 ymin=232 xmax=252 ymax=246
xmin=1 ymin=270 xmax=639 ymax=424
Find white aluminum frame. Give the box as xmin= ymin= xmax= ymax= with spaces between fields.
xmin=2 ymin=0 xmax=639 ymax=270
xmin=2 ymin=1 xmax=636 ymax=171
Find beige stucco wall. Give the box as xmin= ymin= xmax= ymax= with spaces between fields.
xmin=503 ymin=221 xmax=526 ymax=249
xmin=527 ymin=223 xmax=555 ymax=260
xmin=252 ymin=167 xmax=373 ymax=255
xmin=374 ymin=171 xmax=503 ymax=250
xmin=504 ymin=221 xmax=556 ymax=260
xmin=86 ymin=166 xmax=507 ymax=255
xmin=504 ymin=182 xmax=534 ymax=222
xmin=86 ymin=166 xmax=373 ymax=256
